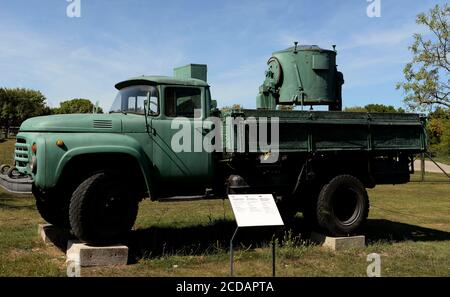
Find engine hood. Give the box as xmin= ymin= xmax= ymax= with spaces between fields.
xmin=20 ymin=114 xmax=122 ymax=133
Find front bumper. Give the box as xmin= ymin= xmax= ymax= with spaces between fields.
xmin=0 ymin=165 xmax=33 ymax=193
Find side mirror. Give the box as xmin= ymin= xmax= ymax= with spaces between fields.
xmin=211 ymin=100 xmax=217 ymax=110
xmin=211 ymin=109 xmax=220 ymax=117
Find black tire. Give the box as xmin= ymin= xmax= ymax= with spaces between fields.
xmin=69 ymin=172 xmax=139 ymax=244
xmin=316 ymin=175 xmax=369 ymax=236
xmin=33 ymin=185 xmax=70 ymax=228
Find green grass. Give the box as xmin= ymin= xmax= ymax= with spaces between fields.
xmin=0 ymin=191 xmax=67 ymax=276
xmin=0 ymin=181 xmax=449 ymax=277
xmin=433 ymin=155 xmax=450 ymax=165
xmin=0 ymin=138 xmax=15 ymax=165
xmin=410 ymin=171 xmax=450 ymax=182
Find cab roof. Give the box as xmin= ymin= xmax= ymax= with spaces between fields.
xmin=115 ymin=75 xmax=209 ymax=90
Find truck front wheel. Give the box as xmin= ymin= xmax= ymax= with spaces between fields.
xmin=316 ymin=175 xmax=369 ymax=236
xmin=69 ymin=172 xmax=139 ymax=244
xmin=33 ymin=185 xmax=70 ymax=228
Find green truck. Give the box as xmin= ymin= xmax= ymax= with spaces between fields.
xmin=1 ymin=44 xmax=426 ymax=243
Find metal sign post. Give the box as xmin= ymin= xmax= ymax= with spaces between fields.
xmin=229 ymin=227 xmax=239 ymax=276
xmin=228 ymin=194 xmax=284 ymax=277
xmin=230 ymin=227 xmax=279 ymax=276
xmin=272 ymin=235 xmax=276 ymax=277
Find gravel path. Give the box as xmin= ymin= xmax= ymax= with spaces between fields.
xmin=413 ymin=160 xmax=450 ymax=174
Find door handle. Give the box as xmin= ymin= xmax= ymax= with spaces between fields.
xmin=146 ymin=124 xmax=156 ymax=136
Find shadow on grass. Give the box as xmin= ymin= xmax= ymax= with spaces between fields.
xmin=365 ymin=219 xmax=450 ymax=243
xmin=126 ymin=216 xmax=314 ymax=262
xmin=126 ymin=219 xmax=285 ymax=263
xmin=126 ymin=217 xmax=450 ymax=262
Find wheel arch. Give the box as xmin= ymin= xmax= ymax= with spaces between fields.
xmin=54 ymin=147 xmax=155 ymax=200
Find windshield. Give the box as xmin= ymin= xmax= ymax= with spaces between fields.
xmin=109 ymin=85 xmax=159 ymax=115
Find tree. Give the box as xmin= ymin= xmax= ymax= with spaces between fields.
xmin=344 ymin=104 xmax=405 ymax=113
xmin=365 ymin=104 xmax=403 ymax=113
xmin=221 ymin=104 xmax=243 ymax=113
xmin=438 ymin=120 xmax=450 ymax=156
xmin=344 ymin=106 xmax=368 ymax=113
xmin=397 ymin=4 xmax=450 ymax=111
xmin=426 ymin=107 xmax=450 ymax=153
xmin=53 ymin=98 xmax=103 ymax=114
xmin=278 ymin=105 xmax=294 ymax=111
xmin=0 ymin=88 xmax=50 ymax=138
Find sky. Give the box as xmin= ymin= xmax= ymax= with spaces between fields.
xmin=0 ymin=0 xmax=446 ymax=111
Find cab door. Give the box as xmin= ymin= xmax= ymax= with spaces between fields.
xmin=150 ymin=85 xmax=212 ymax=196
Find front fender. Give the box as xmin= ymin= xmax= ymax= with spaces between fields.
xmin=38 ymin=133 xmax=154 ymax=198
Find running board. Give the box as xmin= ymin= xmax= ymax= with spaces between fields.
xmin=158 ymin=194 xmax=220 ymax=202
xmin=158 ymin=195 xmax=207 ymax=202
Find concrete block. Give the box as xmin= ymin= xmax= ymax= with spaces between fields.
xmin=66 ymin=240 xmax=129 ymax=267
xmin=311 ymin=232 xmax=365 ymax=251
xmin=38 ymin=224 xmax=72 ymax=250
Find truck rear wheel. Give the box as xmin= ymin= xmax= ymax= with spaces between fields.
xmin=33 ymin=185 xmax=70 ymax=228
xmin=69 ymin=172 xmax=139 ymax=244
xmin=316 ymin=175 xmax=369 ymax=236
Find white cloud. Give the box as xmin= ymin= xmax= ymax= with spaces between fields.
xmin=341 ymin=23 xmax=426 ymax=50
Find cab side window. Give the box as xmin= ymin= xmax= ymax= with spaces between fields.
xmin=165 ymin=87 xmax=201 ymax=118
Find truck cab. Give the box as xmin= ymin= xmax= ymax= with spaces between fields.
xmin=112 ymin=71 xmax=214 ymax=198
xmin=7 ymin=65 xmax=218 ymax=243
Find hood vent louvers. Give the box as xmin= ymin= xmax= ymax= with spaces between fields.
xmin=93 ymin=120 xmax=113 ymax=129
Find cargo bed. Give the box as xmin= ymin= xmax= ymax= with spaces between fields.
xmin=223 ymin=110 xmax=426 ymax=153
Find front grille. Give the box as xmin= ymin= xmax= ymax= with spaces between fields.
xmin=15 ymin=138 xmax=29 ymax=169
